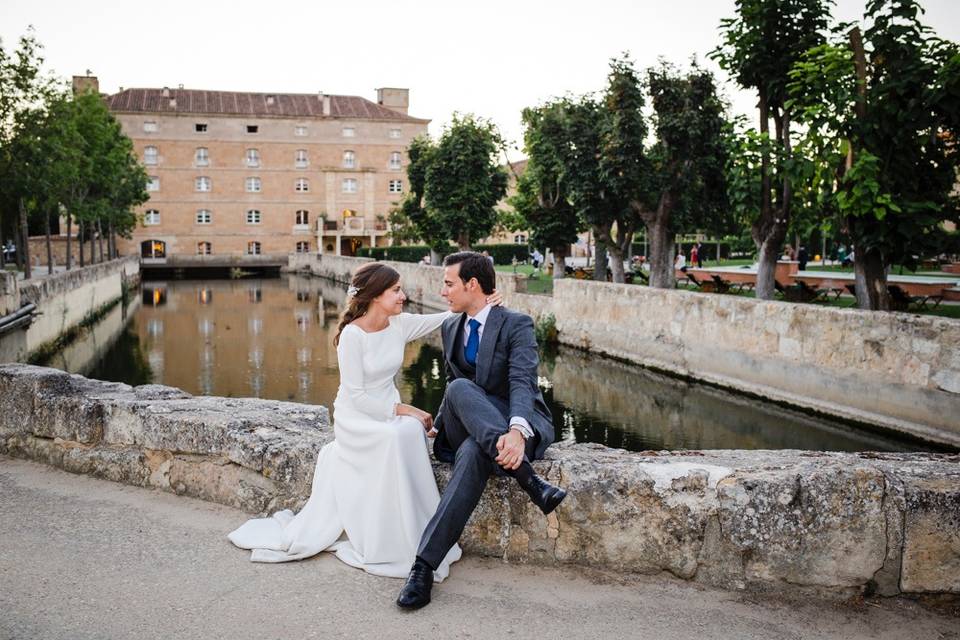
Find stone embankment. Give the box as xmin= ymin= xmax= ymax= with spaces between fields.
xmin=2 ymin=363 xmax=957 ymax=600
xmin=0 ymin=256 xmax=140 ymax=363
xmin=288 ymin=254 xmax=960 ymax=448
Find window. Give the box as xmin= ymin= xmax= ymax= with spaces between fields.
xmin=389 ymin=151 xmax=402 ymax=170
xmin=342 ymin=126 xmax=355 ymax=137
xmin=388 ymin=180 xmax=402 ymax=194
xmin=246 ymin=209 xmax=261 ymax=224
xmin=246 ymin=148 xmax=260 ymax=167
xmin=295 ymin=210 xmax=309 ymax=226
xmin=196 ymin=209 xmax=212 ymax=225
xmin=247 ymin=241 xmax=261 ymax=255
xmin=147 ymin=176 xmax=160 ymax=191
xmin=342 ymin=178 xmax=357 ymax=193
xmin=143 ymin=146 xmax=158 ymax=165
xmin=197 ymin=241 xmax=212 ymax=255
xmin=389 ymin=128 xmax=401 ymax=139
xmin=295 ymin=149 xmax=308 ymax=168
xmin=246 ymin=124 xmax=258 ymax=134
xmin=144 ymin=209 xmax=160 ymax=225
xmin=195 ymin=176 xmax=211 ymax=192
xmin=295 ymin=178 xmax=309 ymax=192
xmin=143 ymin=121 xmax=158 ymax=133
xmin=195 ymin=123 xmax=207 ymax=133
xmin=295 ymin=125 xmax=307 ymax=137
xmin=514 ymin=234 xmax=527 ymax=244
xmin=195 ymin=147 xmax=209 ymax=166
xmin=296 ymin=241 xmax=310 ymax=253
xmin=245 ymin=177 xmax=262 ymax=193
xmin=342 ymin=150 xmax=355 ymax=168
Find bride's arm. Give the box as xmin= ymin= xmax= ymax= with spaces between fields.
xmin=398 ymin=311 xmax=453 ymax=343
xmin=336 ymin=328 xmax=397 ymax=421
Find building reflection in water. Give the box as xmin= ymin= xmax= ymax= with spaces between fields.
xmin=80 ymin=275 xmax=939 ymax=453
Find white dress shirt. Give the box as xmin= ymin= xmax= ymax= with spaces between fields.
xmin=463 ymin=304 xmax=535 ymax=440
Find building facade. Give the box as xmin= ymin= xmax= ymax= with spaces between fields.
xmin=95 ymin=78 xmax=429 ymax=259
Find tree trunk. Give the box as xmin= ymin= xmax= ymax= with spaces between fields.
xmin=607 ymin=244 xmax=626 ymax=283
xmin=66 ymin=212 xmax=73 ymax=270
xmin=754 ymin=232 xmax=785 ymax=299
xmin=97 ymin=218 xmax=105 ymax=262
xmin=551 ymin=244 xmax=568 ymax=280
xmin=108 ymin=221 xmax=116 ymax=259
xmin=89 ymin=224 xmax=96 ymax=264
xmin=19 ymin=198 xmax=31 ymax=280
xmin=430 ymin=248 xmax=441 ymax=267
xmin=853 ymin=242 xmax=889 ymax=311
xmin=0 ymin=232 xmax=5 ymax=268
xmin=45 ymin=210 xmax=53 ymax=276
xmin=646 ymin=218 xmax=674 ymax=289
xmin=593 ymin=235 xmax=607 ymax=282
xmin=79 ymin=221 xmax=85 ymax=268
xmin=456 ymin=231 xmax=470 ymax=251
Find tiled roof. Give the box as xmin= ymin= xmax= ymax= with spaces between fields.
xmin=104 ymin=88 xmax=428 ymax=122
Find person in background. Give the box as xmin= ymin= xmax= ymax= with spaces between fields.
xmin=419 ymin=254 xmax=431 ymax=266
xmin=695 ymin=242 xmax=703 ymax=268
xmin=674 ymin=251 xmax=687 ymax=273
xmin=690 ymin=244 xmax=699 ymax=269
xmin=530 ymin=248 xmax=543 ymax=270
xmin=481 ymin=250 xmax=494 ymax=265
xmin=798 ymin=245 xmax=809 ymax=272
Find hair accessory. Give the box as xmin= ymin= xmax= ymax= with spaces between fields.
xmin=347 ymin=285 xmax=360 ymax=297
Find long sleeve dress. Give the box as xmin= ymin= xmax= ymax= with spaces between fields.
xmin=227 ymin=311 xmax=461 ymax=580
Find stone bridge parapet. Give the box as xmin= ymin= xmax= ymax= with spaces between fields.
xmin=1 ymin=363 xmax=957 ymax=600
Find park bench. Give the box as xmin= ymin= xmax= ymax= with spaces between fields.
xmin=888 ymin=284 xmax=943 ymax=311
xmin=709 ymin=274 xmax=732 ymax=294
xmin=795 ymin=280 xmax=832 ymax=303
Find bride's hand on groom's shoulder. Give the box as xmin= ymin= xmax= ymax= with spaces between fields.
xmin=486 ymin=290 xmax=504 ymax=307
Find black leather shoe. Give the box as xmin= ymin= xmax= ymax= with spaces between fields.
xmin=397 ymin=557 xmax=434 ymax=610
xmin=514 ymin=463 xmax=567 ymax=515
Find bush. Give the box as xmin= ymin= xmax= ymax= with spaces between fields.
xmin=473 ymin=244 xmax=529 ymax=265
xmin=357 ymin=243 xmax=528 ymax=265
xmin=534 ymin=313 xmax=558 ymax=345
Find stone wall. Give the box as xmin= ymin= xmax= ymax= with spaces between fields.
xmin=289 ymin=254 xmax=960 ymax=448
xmin=0 ymin=271 xmax=17 ymax=316
xmin=1 ymin=363 xmax=957 ymax=599
xmin=0 ymin=256 xmax=140 ymax=363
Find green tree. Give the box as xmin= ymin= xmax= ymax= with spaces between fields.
xmin=0 ymin=28 xmax=63 ymax=277
xmin=423 ymin=114 xmax=508 ymax=250
xmin=393 ymin=135 xmax=448 ymax=260
xmin=629 ymin=61 xmax=733 ymax=288
xmin=711 ymin=0 xmax=832 ymax=299
xmin=788 ymin=0 xmax=960 ymax=309
xmin=512 ymin=101 xmax=584 ymax=279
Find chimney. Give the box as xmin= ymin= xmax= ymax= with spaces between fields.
xmin=162 ymin=87 xmax=170 ymax=98
xmin=72 ymin=74 xmax=99 ymax=95
xmin=376 ymin=88 xmax=409 ymax=115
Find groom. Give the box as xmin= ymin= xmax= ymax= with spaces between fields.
xmin=397 ymin=251 xmax=566 ymax=610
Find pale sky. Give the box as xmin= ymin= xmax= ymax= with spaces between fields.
xmin=2 ymin=0 xmax=959 ymax=161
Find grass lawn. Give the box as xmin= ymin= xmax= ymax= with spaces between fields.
xmin=495 ymin=264 xmax=554 ymax=294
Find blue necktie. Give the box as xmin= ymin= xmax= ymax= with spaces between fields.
xmin=464 ymin=318 xmax=481 ymax=367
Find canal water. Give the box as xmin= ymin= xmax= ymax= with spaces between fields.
xmin=42 ymin=275 xmax=940 ymax=453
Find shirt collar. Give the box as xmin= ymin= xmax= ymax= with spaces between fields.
xmin=467 ymin=303 xmax=493 ymax=326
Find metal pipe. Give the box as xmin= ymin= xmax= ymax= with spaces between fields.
xmin=0 ymin=303 xmax=37 ymax=332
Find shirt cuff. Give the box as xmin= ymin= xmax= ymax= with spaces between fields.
xmin=509 ymin=417 xmax=534 ymax=439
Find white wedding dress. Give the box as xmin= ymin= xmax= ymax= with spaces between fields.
xmin=228 ymin=311 xmax=462 ymax=580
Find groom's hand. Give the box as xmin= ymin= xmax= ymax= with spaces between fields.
xmin=495 ymin=430 xmax=526 ymax=470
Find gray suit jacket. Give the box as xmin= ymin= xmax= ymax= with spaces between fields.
xmin=433 ymin=305 xmax=554 ymax=462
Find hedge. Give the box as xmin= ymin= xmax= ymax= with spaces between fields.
xmin=357 ymin=243 xmax=530 ymax=265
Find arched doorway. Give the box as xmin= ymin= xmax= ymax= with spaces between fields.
xmin=141 ymin=240 xmax=166 ymax=259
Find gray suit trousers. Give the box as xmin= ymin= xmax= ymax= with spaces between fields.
xmin=416 ymin=378 xmax=537 ymax=569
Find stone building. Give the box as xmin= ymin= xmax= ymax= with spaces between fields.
xmin=87 ymin=76 xmax=429 ymax=259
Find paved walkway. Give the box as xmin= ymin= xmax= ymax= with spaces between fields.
xmin=1 ymin=456 xmax=956 ymax=640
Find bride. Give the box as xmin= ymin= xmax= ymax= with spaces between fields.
xmin=228 ymin=262 xmax=501 ymax=581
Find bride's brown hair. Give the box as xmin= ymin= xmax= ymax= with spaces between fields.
xmin=334 ymin=262 xmax=401 ymax=347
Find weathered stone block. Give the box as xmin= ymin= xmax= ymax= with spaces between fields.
xmin=901 ymin=475 xmax=960 ymax=593
xmin=716 ymin=463 xmax=887 ymax=587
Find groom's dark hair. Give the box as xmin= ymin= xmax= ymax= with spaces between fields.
xmin=444 ymin=251 xmax=496 ymax=294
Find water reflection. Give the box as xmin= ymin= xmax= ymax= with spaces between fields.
xmin=66 ymin=276 xmax=940 ymax=453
